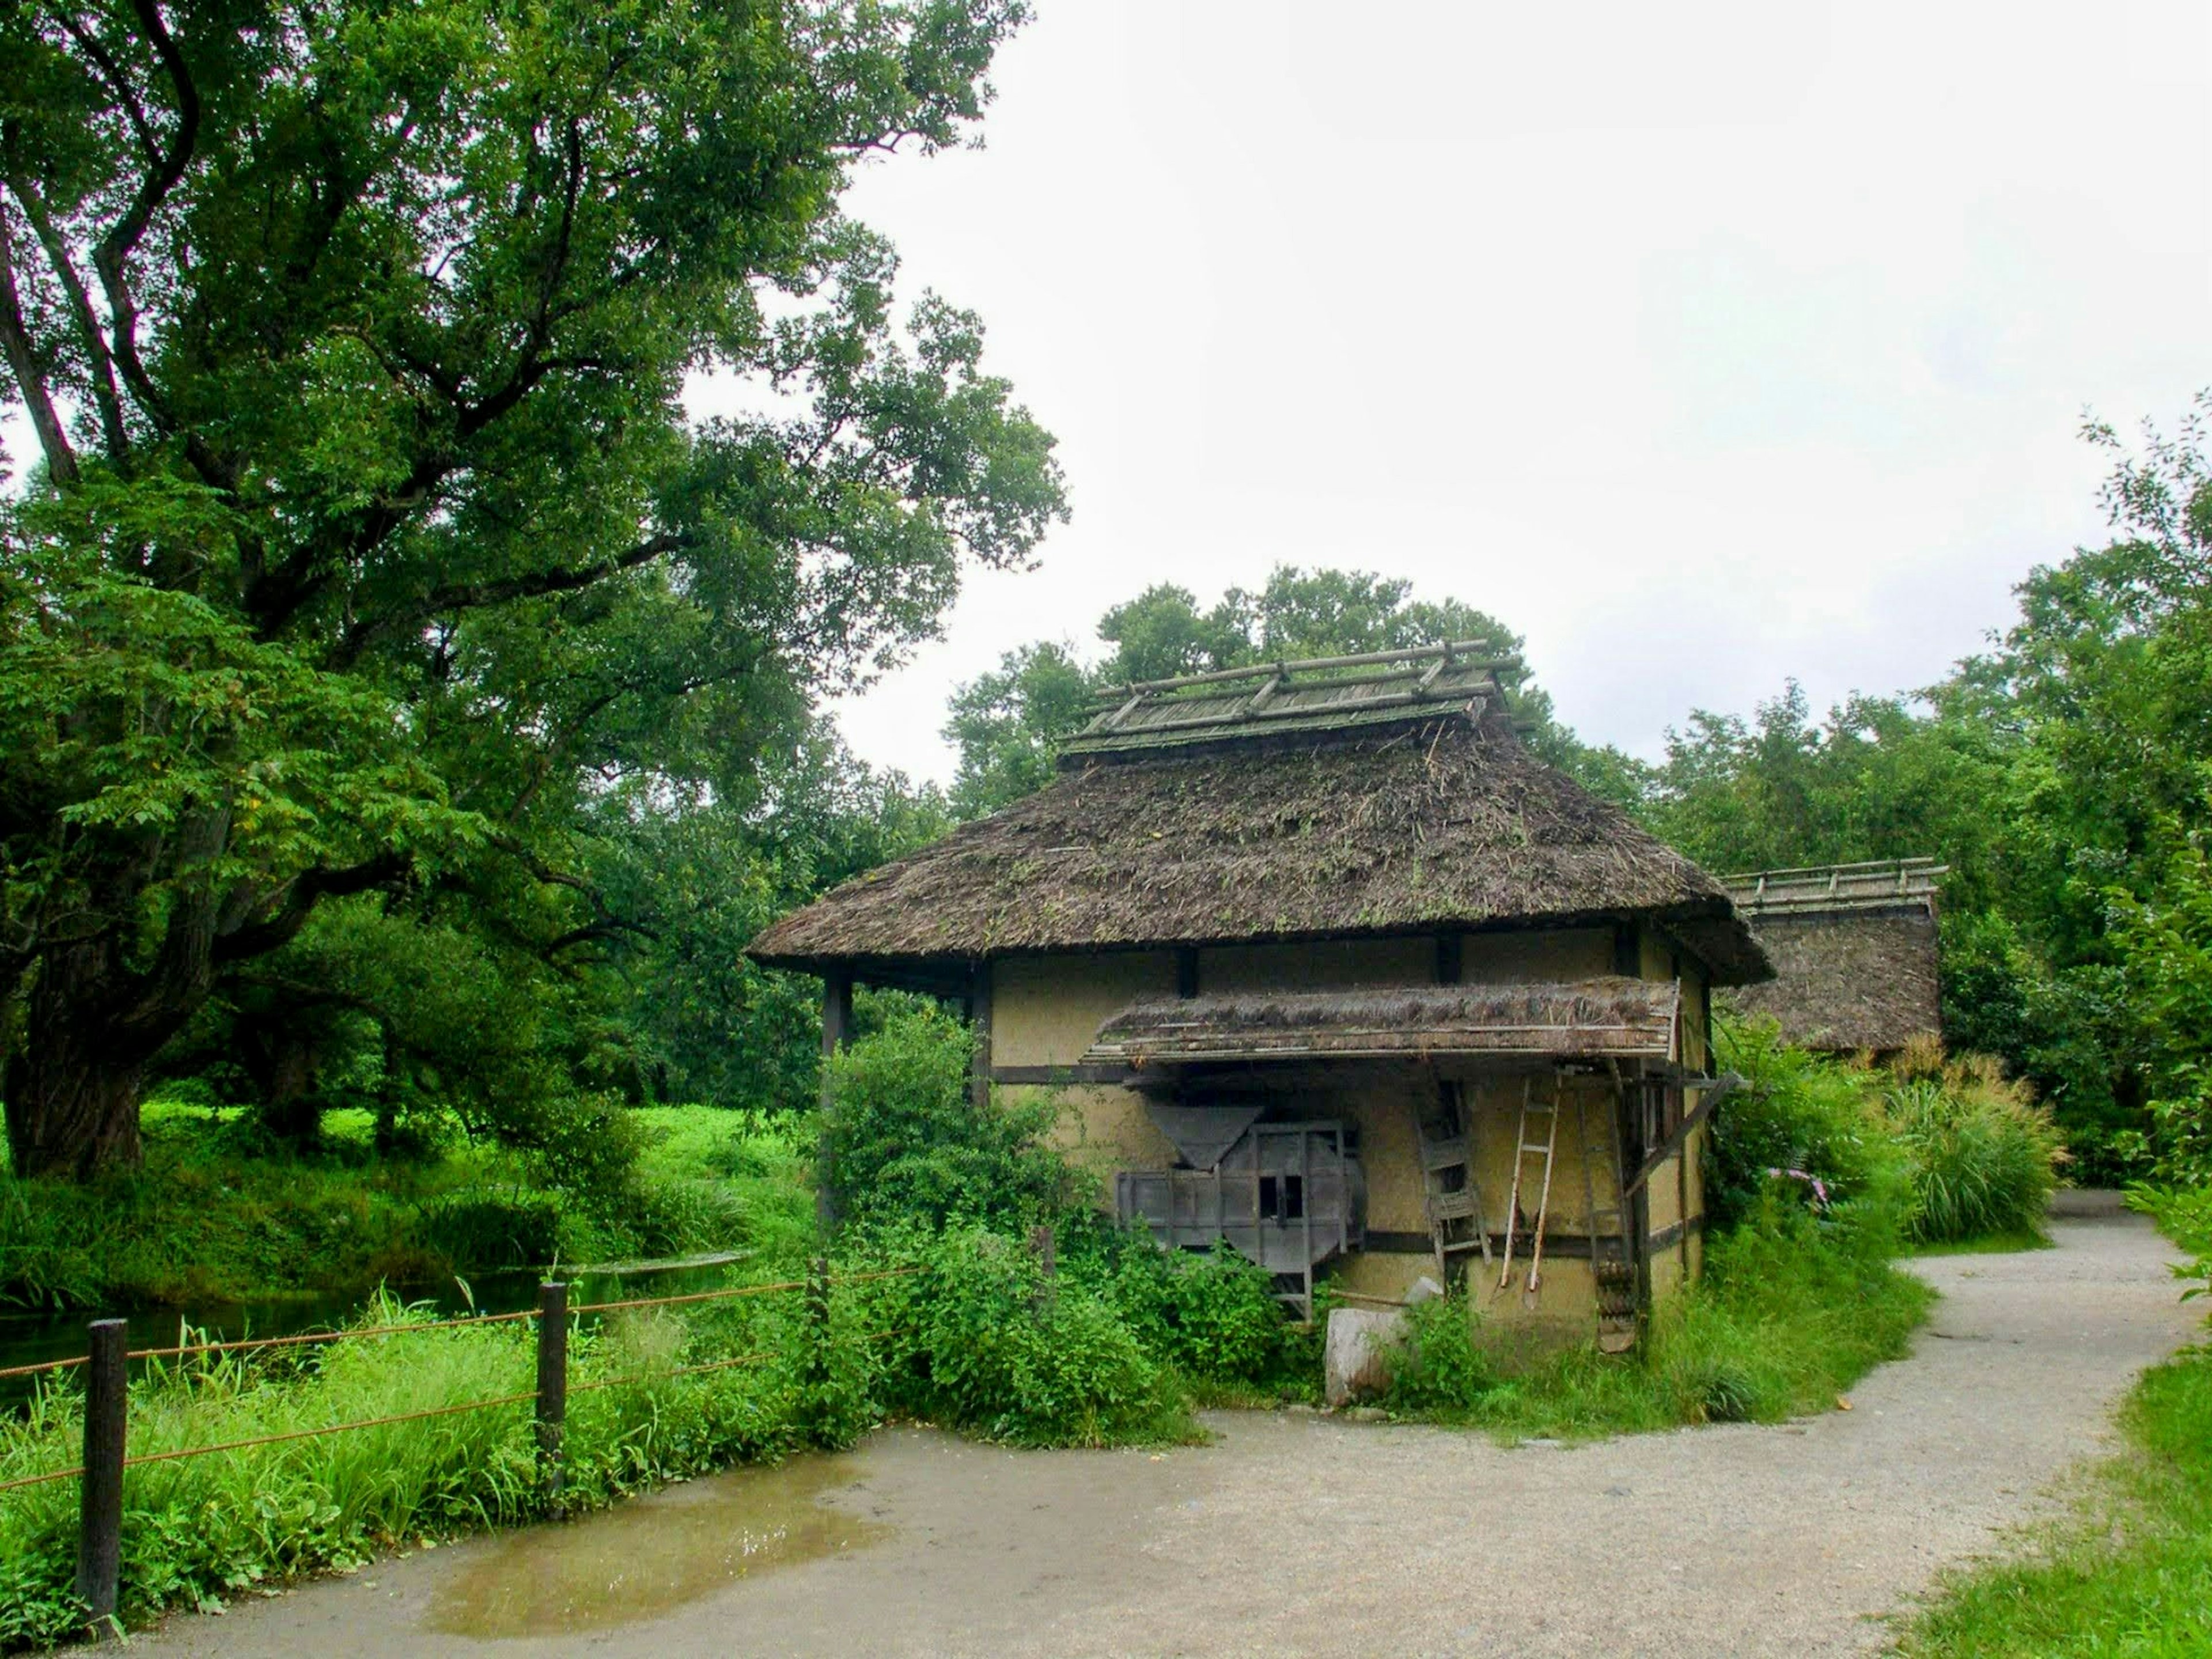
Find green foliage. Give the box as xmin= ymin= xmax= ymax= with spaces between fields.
xmin=0 ymin=0 xmax=1063 ymax=1177
xmin=853 ymin=1225 xmax=1191 ymax=1448
xmin=821 ymin=1004 xmax=1078 ymax=1231
xmin=1081 ymin=1234 xmax=1292 ymax=1387
xmin=1882 ymin=1061 xmax=2065 ymax=1244
xmin=1707 ymin=1019 xmax=1911 ymax=1233
xmin=0 ymin=1104 xmax=815 ymax=1310
xmin=1379 ymin=1289 xmax=1500 ymax=1414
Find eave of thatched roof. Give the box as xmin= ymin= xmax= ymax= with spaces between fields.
xmin=747 ymin=705 xmax=1773 ymax=986
xmin=1719 ymin=908 xmax=1942 ymax=1051
xmin=1082 ymin=978 xmax=1682 ymax=1066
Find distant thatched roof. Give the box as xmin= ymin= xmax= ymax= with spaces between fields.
xmin=1082 ymin=978 xmax=1682 ymax=1066
xmin=749 ymin=676 xmax=1771 ymax=984
xmin=1719 ymin=861 xmax=1944 ymax=1050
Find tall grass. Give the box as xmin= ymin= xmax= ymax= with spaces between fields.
xmin=0 ymin=1104 xmax=813 ymax=1310
xmin=1881 ymin=1045 xmax=2065 ymax=1245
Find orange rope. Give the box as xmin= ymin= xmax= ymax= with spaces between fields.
xmin=0 ymin=1463 xmax=84 ymax=1494
xmin=0 ymin=1354 xmax=88 ymax=1381
xmin=569 ymin=1277 xmax=807 ymax=1316
xmin=128 ymin=1309 xmax=539 ymax=1365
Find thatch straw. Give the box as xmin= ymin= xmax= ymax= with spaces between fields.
xmin=1721 ymin=908 xmax=1940 ymax=1051
xmin=1083 ymin=978 xmax=1681 ymax=1065
xmin=747 ymin=707 xmax=1771 ymax=984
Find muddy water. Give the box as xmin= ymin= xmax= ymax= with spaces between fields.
xmin=425 ymin=1455 xmax=891 ymax=1638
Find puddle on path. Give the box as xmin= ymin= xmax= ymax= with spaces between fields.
xmin=426 ymin=1455 xmax=891 ymax=1638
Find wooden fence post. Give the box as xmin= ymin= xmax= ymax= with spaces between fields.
xmin=535 ymin=1282 xmax=567 ymax=1520
xmin=77 ymin=1318 xmax=126 ymax=1642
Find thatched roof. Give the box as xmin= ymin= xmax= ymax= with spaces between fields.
xmin=1082 ymin=978 xmax=1682 ymax=1066
xmin=1719 ymin=861 xmax=1944 ymax=1050
xmin=749 ymin=682 xmax=1771 ymax=984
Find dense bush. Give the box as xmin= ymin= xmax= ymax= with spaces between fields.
xmin=1081 ymin=1233 xmax=1292 ymax=1387
xmin=848 ymin=1225 xmax=1189 ymax=1446
xmin=1708 ymin=1019 xmax=1913 ymax=1233
xmin=1881 ymin=1052 xmax=2065 ymax=1243
xmin=821 ymin=1006 xmax=1079 ymax=1231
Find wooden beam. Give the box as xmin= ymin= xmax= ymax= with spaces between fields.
xmin=1435 ymin=931 xmax=1463 ymax=986
xmin=816 ymin=967 xmax=853 ymax=1232
xmin=1176 ymin=946 xmax=1200 ymax=1001
xmin=969 ymin=963 xmax=993 ymax=1112
xmin=1621 ymin=1073 xmax=1741 ymax=1200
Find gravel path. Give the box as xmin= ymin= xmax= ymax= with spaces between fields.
xmin=141 ymin=1214 xmax=2195 ymax=1658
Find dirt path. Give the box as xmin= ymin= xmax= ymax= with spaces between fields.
xmin=141 ymin=1215 xmax=2195 ymax=1658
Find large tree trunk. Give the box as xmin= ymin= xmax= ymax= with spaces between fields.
xmin=3 ymin=1005 xmax=149 ymax=1180
xmin=2 ymin=930 xmax=195 ymax=1180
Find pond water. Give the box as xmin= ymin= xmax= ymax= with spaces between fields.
xmin=0 ymin=1253 xmax=753 ymax=1407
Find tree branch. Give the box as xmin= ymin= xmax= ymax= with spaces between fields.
xmin=211 ymin=851 xmax=411 ymax=964
xmin=0 ymin=203 xmax=78 ymax=484
xmin=328 ymin=531 xmax=688 ymax=669
xmin=92 ymin=0 xmax=203 ymax=431
xmin=1 ymin=148 xmax=130 ymax=465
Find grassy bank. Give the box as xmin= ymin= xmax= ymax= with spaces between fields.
xmin=0 ymin=1104 xmax=813 ymax=1310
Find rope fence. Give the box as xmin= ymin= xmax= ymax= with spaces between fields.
xmin=0 ymin=1258 xmax=941 ymax=1635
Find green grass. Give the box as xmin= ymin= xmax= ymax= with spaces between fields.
xmin=0 ymin=1103 xmax=814 ymax=1310
xmin=1377 ymin=1202 xmax=1936 ymax=1439
xmin=1909 ymin=1228 xmax=2055 ymax=1257
xmin=1894 ymin=1347 xmax=2212 ymax=1657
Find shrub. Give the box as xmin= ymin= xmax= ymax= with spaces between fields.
xmin=1086 ymin=1236 xmax=1290 ymax=1385
xmin=857 ymin=1225 xmax=1190 ymax=1446
xmin=1710 ymin=1018 xmax=1912 ymax=1238
xmin=1380 ymin=1289 xmax=1498 ymax=1415
xmin=822 ymin=1006 xmax=1078 ymax=1230
xmin=1881 ymin=1061 xmax=2064 ymax=1243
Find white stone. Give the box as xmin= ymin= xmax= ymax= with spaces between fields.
xmin=1323 ymin=1307 xmax=1408 ymax=1407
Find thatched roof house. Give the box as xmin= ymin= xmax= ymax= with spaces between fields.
xmin=752 ymin=645 xmax=1770 ymax=1350
xmin=1719 ymin=860 xmax=1945 ymax=1054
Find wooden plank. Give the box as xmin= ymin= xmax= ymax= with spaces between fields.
xmin=1620 ymin=1073 xmax=1740 ymax=1200
xmin=968 ymin=963 xmax=993 ymax=1112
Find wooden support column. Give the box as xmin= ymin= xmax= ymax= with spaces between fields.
xmin=968 ymin=963 xmax=993 ymax=1112
xmin=1612 ymin=921 xmax=1640 ymax=978
xmin=1435 ymin=931 xmax=1463 ymax=986
xmin=817 ymin=968 xmax=853 ymax=1231
xmin=1175 ymin=946 xmax=1199 ymax=1001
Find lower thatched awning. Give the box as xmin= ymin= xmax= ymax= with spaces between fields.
xmin=1081 ymin=976 xmax=1681 ymax=1067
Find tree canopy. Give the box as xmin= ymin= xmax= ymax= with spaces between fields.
xmin=0 ymin=0 xmax=1060 ymax=1176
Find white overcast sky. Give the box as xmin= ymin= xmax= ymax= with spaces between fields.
xmin=804 ymin=0 xmax=2212 ymax=782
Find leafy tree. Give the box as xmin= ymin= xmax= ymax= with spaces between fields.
xmin=0 ymin=0 xmax=1062 ymax=1176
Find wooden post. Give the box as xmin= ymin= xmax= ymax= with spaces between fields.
xmin=967 ymin=963 xmax=993 ymax=1113
xmin=1434 ymin=931 xmax=1462 ymax=987
xmin=1175 ymin=946 xmax=1200 ymax=1001
xmin=77 ymin=1318 xmax=126 ymax=1642
xmin=1030 ymin=1223 xmax=1056 ymax=1277
xmin=817 ymin=968 xmax=853 ymax=1232
xmin=535 ymin=1282 xmax=567 ymax=1518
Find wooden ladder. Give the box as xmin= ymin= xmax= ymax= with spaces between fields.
xmin=1498 ymin=1074 xmax=1562 ymax=1306
xmin=1577 ymin=1088 xmax=1638 ymax=1352
xmin=1419 ymin=1082 xmax=1490 ymax=1279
